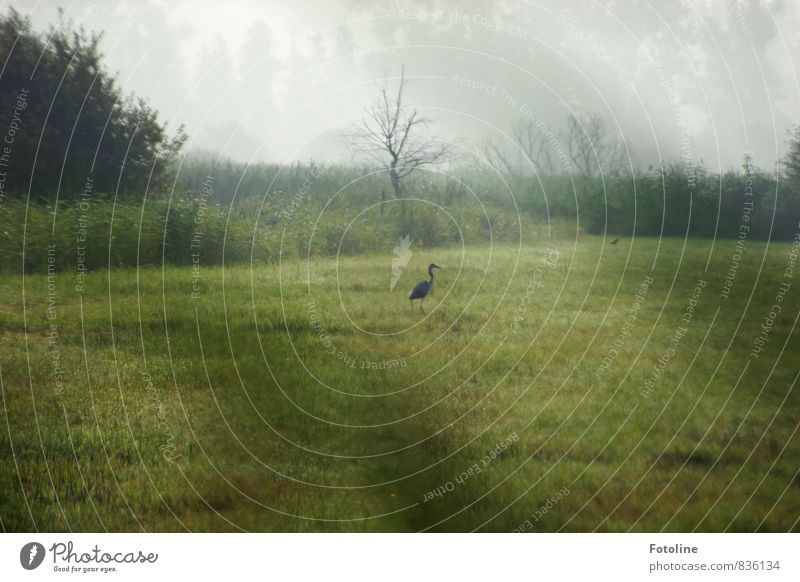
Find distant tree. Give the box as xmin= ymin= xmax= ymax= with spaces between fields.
xmin=512 ymin=118 xmax=560 ymax=176
xmin=482 ymin=117 xmax=561 ymax=176
xmin=350 ymin=67 xmax=450 ymax=198
xmin=784 ymin=125 xmax=800 ymax=194
xmin=0 ymin=9 xmax=185 ymax=199
xmin=481 ymin=135 xmax=516 ymax=175
xmin=563 ymin=111 xmax=624 ymax=180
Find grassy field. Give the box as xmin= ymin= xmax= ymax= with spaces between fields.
xmin=1 ymin=235 xmax=799 ymax=532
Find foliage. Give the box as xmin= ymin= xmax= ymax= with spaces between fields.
xmin=784 ymin=125 xmax=800 ymax=195
xmin=0 ymin=9 xmax=185 ymax=201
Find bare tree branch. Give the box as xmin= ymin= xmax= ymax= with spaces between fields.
xmin=481 ymin=117 xmax=563 ymax=176
xmin=481 ymin=137 xmax=517 ymax=175
xmin=563 ymin=112 xmax=624 ymax=180
xmin=347 ymin=67 xmax=451 ymax=197
xmin=512 ymin=119 xmax=558 ymax=175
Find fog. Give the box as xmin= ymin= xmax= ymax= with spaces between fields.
xmin=20 ymin=0 xmax=800 ymax=172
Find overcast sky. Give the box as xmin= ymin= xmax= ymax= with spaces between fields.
xmin=11 ymin=0 xmax=800 ymax=172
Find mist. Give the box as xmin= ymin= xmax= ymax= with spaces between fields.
xmin=21 ymin=0 xmax=800 ymax=172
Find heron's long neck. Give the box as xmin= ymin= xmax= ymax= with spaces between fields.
xmin=428 ymin=269 xmax=435 ymax=282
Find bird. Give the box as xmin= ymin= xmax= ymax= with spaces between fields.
xmin=409 ymin=263 xmax=441 ymax=313
xmin=610 ymin=238 xmax=619 ymax=245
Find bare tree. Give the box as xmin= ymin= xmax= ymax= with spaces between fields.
xmin=563 ymin=112 xmax=624 ymax=179
xmin=513 ymin=118 xmax=560 ymax=176
xmin=351 ymin=67 xmax=450 ymax=197
xmin=482 ymin=117 xmax=561 ymax=176
xmin=481 ymin=135 xmax=516 ymax=175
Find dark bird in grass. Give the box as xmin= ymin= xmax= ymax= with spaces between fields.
xmin=610 ymin=238 xmax=619 ymax=245
xmin=409 ymin=263 xmax=441 ymax=313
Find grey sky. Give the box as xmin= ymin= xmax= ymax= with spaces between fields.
xmin=13 ymin=0 xmax=800 ymax=173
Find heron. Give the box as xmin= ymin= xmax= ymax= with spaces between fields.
xmin=409 ymin=263 xmax=441 ymax=313
xmin=610 ymin=238 xmax=619 ymax=245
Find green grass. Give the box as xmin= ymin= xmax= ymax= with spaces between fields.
xmin=1 ymin=236 xmax=799 ymax=532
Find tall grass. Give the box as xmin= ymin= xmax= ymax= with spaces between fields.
xmin=3 ymin=159 xmax=797 ymax=275
xmin=0 ymin=193 xmax=542 ymax=273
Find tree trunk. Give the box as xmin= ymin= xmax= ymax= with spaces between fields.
xmin=390 ymin=168 xmax=402 ymax=198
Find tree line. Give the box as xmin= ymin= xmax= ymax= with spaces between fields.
xmin=1 ymin=8 xmax=799 ymax=245
xmin=0 ymin=9 xmax=185 ymax=200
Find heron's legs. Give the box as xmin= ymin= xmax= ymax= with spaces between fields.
xmin=419 ymin=299 xmax=425 ymax=313
xmin=410 ymin=299 xmax=414 ymax=311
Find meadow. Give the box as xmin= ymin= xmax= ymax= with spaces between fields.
xmin=2 ymin=233 xmax=799 ymax=532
